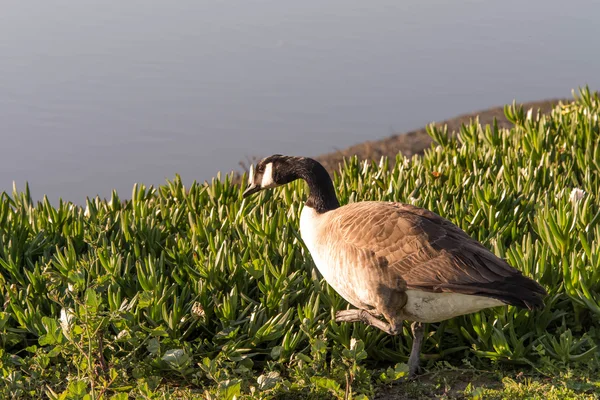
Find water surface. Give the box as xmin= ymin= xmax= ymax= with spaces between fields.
xmin=1 ymin=0 xmax=599 ymax=203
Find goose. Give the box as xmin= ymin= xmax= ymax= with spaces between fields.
xmin=242 ymin=155 xmax=546 ymax=378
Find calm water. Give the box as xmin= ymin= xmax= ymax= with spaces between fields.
xmin=1 ymin=0 xmax=599 ymax=203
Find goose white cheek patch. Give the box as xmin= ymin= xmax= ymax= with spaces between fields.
xmin=261 ymin=162 xmax=275 ymax=187
xmin=248 ymin=164 xmax=255 ymax=186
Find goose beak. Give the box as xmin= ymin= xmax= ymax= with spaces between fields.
xmin=242 ymin=163 xmax=262 ymax=198
xmin=242 ymin=183 xmax=261 ymax=198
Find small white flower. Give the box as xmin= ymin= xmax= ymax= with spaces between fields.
xmin=526 ymin=108 xmax=533 ymax=120
xmin=84 ymin=205 xmax=90 ymax=217
xmin=350 ymin=337 xmax=358 ymax=351
xmin=60 ymin=308 xmax=74 ymax=338
xmin=117 ymin=330 xmax=130 ymax=340
xmin=569 ymin=188 xmax=586 ymax=204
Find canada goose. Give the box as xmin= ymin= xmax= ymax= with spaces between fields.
xmin=242 ymin=155 xmax=546 ymax=378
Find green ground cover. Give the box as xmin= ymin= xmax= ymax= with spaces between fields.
xmin=1 ymin=88 xmax=599 ymax=399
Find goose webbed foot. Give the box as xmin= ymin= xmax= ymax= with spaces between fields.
xmin=335 ymin=309 xmax=398 ymax=335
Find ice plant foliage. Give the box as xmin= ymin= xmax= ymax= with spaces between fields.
xmin=0 ymin=87 xmax=599 ymax=398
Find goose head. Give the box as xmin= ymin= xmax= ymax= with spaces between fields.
xmin=242 ymin=154 xmax=299 ymax=198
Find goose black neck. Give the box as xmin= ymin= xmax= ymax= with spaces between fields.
xmin=296 ymin=158 xmax=340 ymax=213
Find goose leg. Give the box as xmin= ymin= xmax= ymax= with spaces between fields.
xmin=408 ymin=322 xmax=424 ymax=379
xmin=335 ymin=309 xmax=397 ymax=335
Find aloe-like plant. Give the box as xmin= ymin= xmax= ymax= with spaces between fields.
xmin=1 ymin=87 xmax=599 ymax=398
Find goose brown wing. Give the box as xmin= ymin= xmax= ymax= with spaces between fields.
xmin=331 ymin=202 xmax=546 ymax=309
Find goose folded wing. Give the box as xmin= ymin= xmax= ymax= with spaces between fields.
xmin=333 ymin=202 xmax=546 ymax=309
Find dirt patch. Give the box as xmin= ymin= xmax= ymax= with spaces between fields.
xmin=373 ymin=369 xmax=505 ymax=399
xmin=234 ymin=98 xmax=564 ymax=182
xmin=314 ymin=99 xmax=563 ymax=174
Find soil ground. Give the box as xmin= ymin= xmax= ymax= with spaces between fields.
xmin=314 ymin=99 xmax=563 ymax=174
xmin=235 ymin=98 xmax=564 ymax=179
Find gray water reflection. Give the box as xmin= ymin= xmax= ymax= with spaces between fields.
xmin=1 ymin=0 xmax=599 ymax=203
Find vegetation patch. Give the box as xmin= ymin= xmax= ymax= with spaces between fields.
xmin=1 ymin=88 xmax=599 ymax=399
